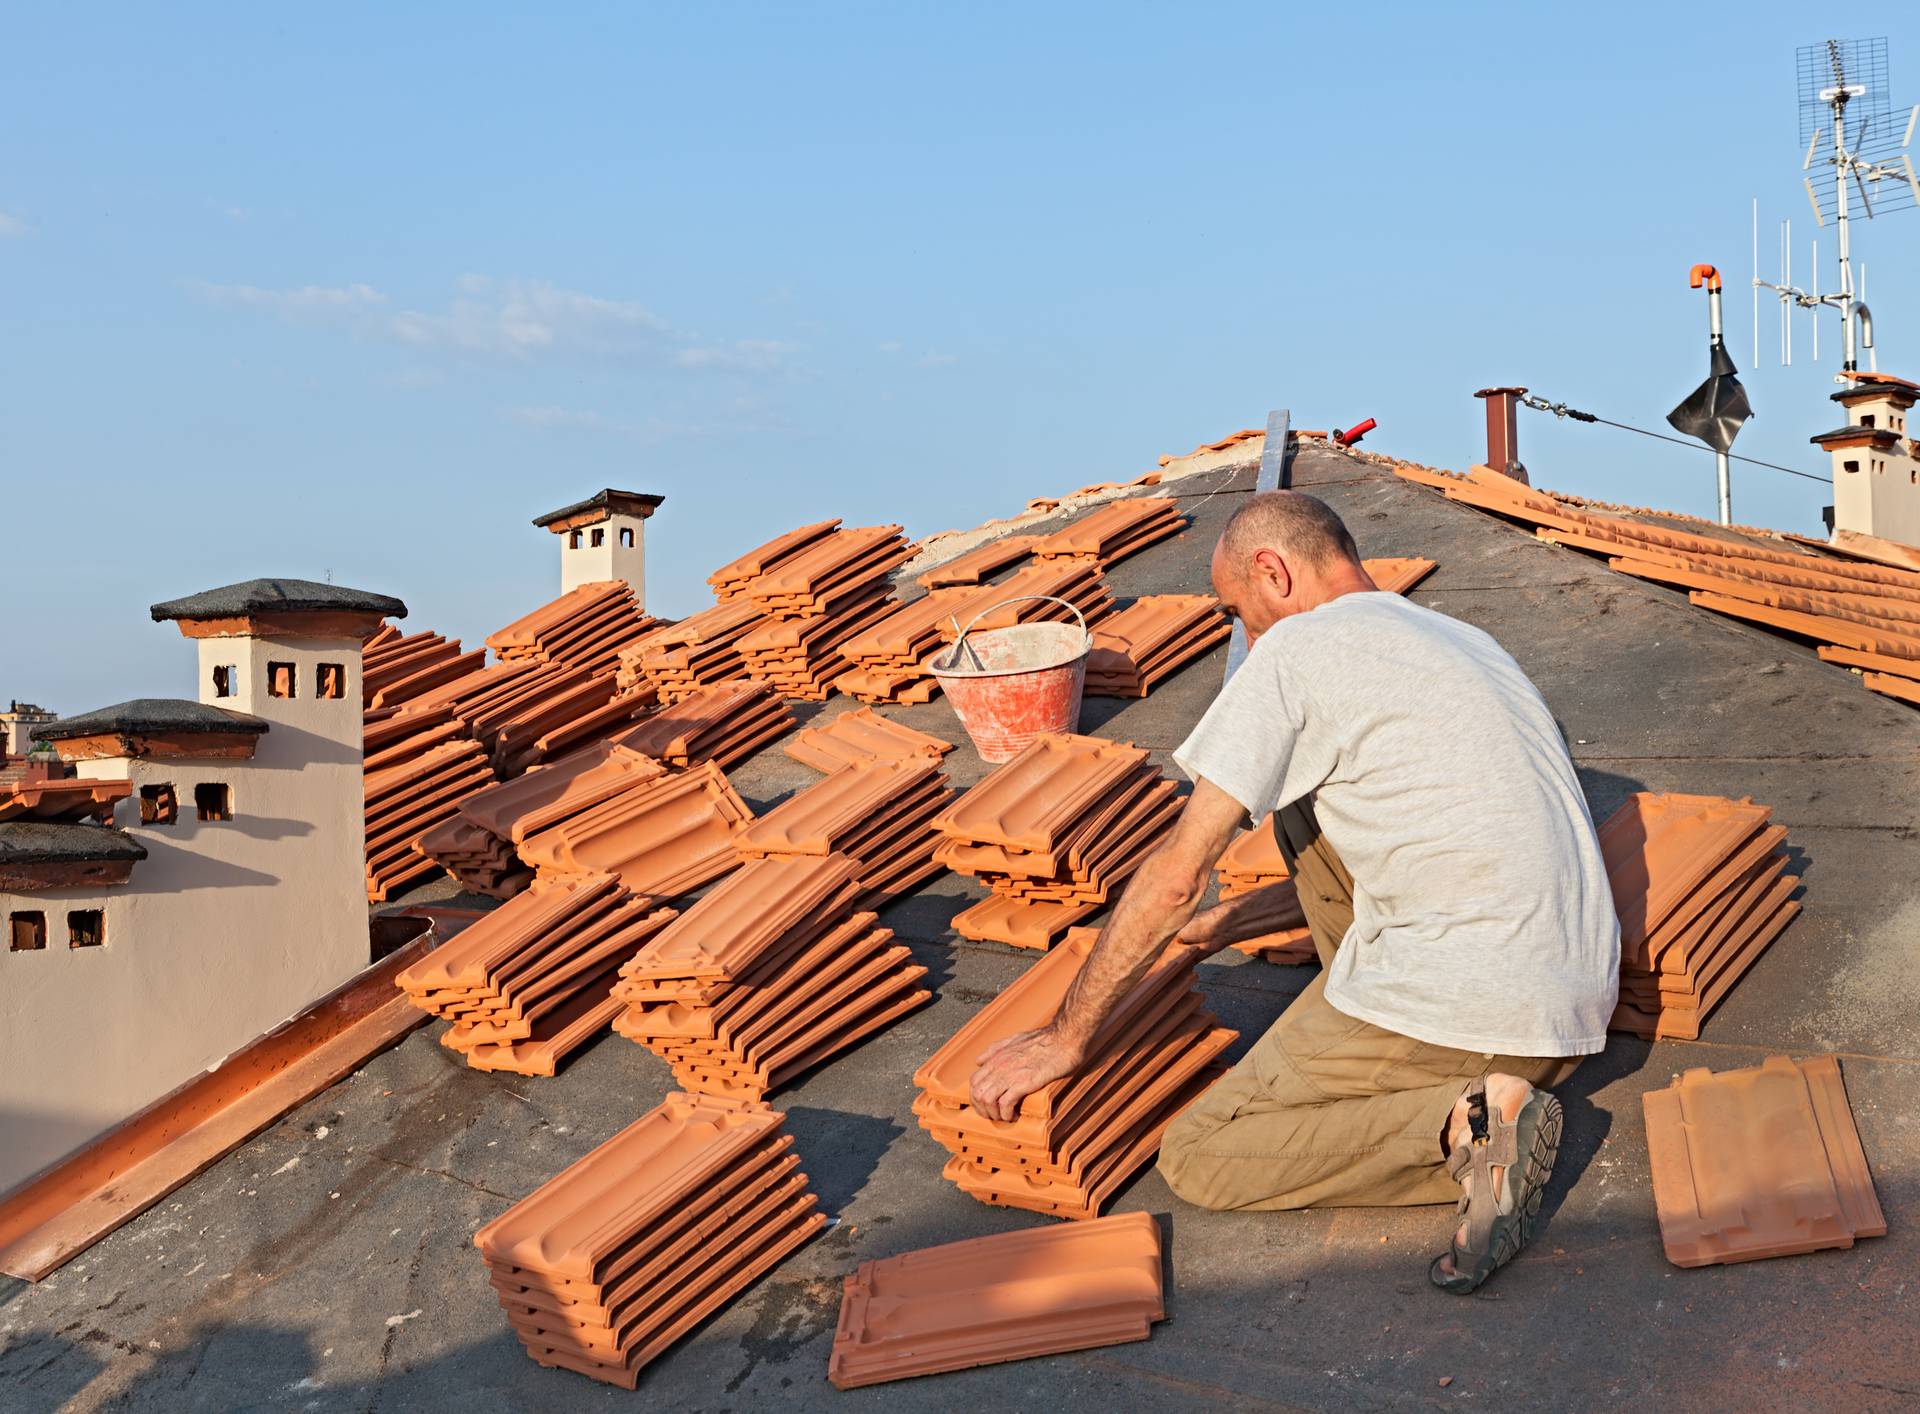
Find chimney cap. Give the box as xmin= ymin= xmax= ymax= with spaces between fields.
xmin=533 ymin=488 xmax=665 ymax=531
xmin=149 ymin=577 xmax=407 ymax=624
xmin=32 ymin=698 xmax=268 ymax=743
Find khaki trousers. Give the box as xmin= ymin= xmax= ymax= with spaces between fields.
xmin=1157 ymin=800 xmax=1580 ymax=1210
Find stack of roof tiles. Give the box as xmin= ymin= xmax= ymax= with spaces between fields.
xmin=1644 ymin=1054 xmax=1884 ymax=1267
xmin=914 ymin=929 xmax=1233 ymax=1218
xmin=707 ymin=519 xmax=841 ymax=600
xmin=415 ymin=736 xmax=672 ymax=899
xmin=363 ymin=725 xmax=496 ymax=901
xmin=1394 ymin=462 xmax=1920 ymax=711
xmin=733 ymin=757 xmax=952 ymax=908
xmin=614 ymin=600 xmax=765 ymax=702
xmin=1031 ymin=496 xmax=1186 ymax=569
xmin=828 ymin=1212 xmax=1166 ymax=1389
xmin=615 ymin=680 xmax=795 ymax=771
xmin=1364 ymin=556 xmax=1438 ymax=595
xmin=933 ymin=734 xmax=1181 ymax=950
xmin=913 ymin=534 xmax=1040 ymax=590
xmin=612 ymin=853 xmax=930 ymax=1100
xmin=362 ymin=625 xmax=485 ymax=710
xmin=487 ymin=580 xmax=664 ymax=679
xmin=733 ymin=523 xmax=912 ymax=699
xmin=1601 ymin=792 xmax=1801 ymax=1041
xmin=477 ymin=1092 xmax=825 ymax=1387
xmin=396 ymin=875 xmax=678 ymax=1076
xmin=785 ymin=706 xmax=954 ymax=773
xmin=513 ymin=754 xmax=754 ymax=898
xmin=1085 ymin=594 xmax=1231 ymax=698
xmin=0 ymin=768 xmax=129 ymax=824
xmin=1213 ymin=816 xmax=1314 ymax=964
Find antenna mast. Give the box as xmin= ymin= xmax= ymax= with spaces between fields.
xmin=1752 ymin=37 xmax=1917 ymax=381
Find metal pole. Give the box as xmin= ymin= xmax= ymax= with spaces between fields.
xmin=1834 ymin=93 xmax=1857 ymax=373
xmin=1707 ymin=276 xmax=1731 ymax=524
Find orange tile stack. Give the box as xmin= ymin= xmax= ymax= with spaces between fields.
xmin=1364 ymin=556 xmax=1438 ymax=595
xmin=416 ymin=738 xmax=672 ymax=899
xmin=364 ymin=732 xmax=496 ymax=901
xmin=784 ymin=706 xmax=954 ymax=773
xmin=1031 ymin=496 xmax=1186 ymax=570
xmin=828 ymin=1212 xmax=1165 ymax=1389
xmin=913 ymin=533 xmax=1040 ymax=590
xmin=1085 ymin=594 xmax=1230 ymax=698
xmin=1643 ymin=1054 xmax=1884 ymax=1267
xmin=615 ymin=680 xmax=796 ymax=771
xmin=0 ymin=770 xmax=129 ymax=823
xmin=736 ymin=588 xmax=900 ymax=701
xmin=834 ymin=590 xmax=973 ymax=704
xmin=1601 ymin=792 xmax=1801 ymax=1041
xmin=938 ymin=560 xmax=1117 ymax=642
xmin=612 ymin=854 xmax=930 ymax=1100
xmin=1399 ymin=464 xmax=1920 ymax=711
xmin=1213 ymin=816 xmax=1314 ymax=964
xmin=708 ymin=519 xmax=841 ymax=600
xmin=514 ymin=755 xmax=754 ymax=898
xmin=396 ymin=875 xmax=678 ymax=1076
xmin=488 ymin=580 xmax=665 ymax=679
xmin=932 ymin=734 xmax=1181 ymax=950
xmin=914 ymin=930 xmax=1233 ymax=1219
xmin=477 ymin=1092 xmax=825 ymax=1388
xmin=615 ymin=599 xmax=765 ymax=702
xmin=726 ymin=524 xmax=913 ymax=700
xmin=362 ymin=625 xmax=485 ymax=710
xmin=733 ymin=757 xmax=952 ymax=908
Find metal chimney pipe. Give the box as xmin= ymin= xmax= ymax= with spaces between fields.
xmin=1474 ymin=387 xmax=1529 ymax=484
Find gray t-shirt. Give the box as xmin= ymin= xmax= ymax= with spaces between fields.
xmin=1173 ymin=592 xmax=1618 ymax=1056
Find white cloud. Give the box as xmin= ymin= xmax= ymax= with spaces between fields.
xmin=195 ymin=273 xmax=795 ymax=374
xmin=0 ymin=211 xmax=33 ymax=238
xmin=506 ymin=405 xmax=630 ymax=433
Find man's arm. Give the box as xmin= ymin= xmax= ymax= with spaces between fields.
xmin=967 ymin=776 xmax=1249 ymax=1122
xmin=1176 ymin=877 xmax=1308 ymax=955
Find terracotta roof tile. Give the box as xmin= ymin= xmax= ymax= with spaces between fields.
xmin=827 ymin=1211 xmax=1165 ymax=1389
xmin=1643 ymin=1054 xmax=1884 ymax=1267
xmin=514 ymin=761 xmax=752 ymax=897
xmin=707 ymin=519 xmax=841 ymax=599
xmin=914 ymin=534 xmax=1041 ymax=590
xmin=783 ymin=706 xmax=954 ymax=773
xmin=612 ymin=681 xmax=796 ymax=770
xmin=1085 ymin=595 xmax=1230 ymax=699
xmin=0 ymin=775 xmax=130 ymax=825
xmin=1031 ymin=497 xmax=1186 ymax=570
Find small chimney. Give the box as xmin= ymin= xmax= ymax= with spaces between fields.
xmin=1474 ymin=387 xmax=1529 ymax=484
xmin=532 ymin=489 xmax=665 ymax=607
xmin=1814 ymin=378 xmax=1920 ymax=550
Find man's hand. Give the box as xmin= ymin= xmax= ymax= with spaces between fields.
xmin=969 ymin=1026 xmax=1086 ymax=1122
xmin=1175 ymin=900 xmax=1242 ymax=958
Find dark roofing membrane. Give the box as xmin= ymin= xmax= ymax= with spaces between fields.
xmin=531 ymin=488 xmax=666 ymax=527
xmin=0 ymin=821 xmax=148 ymax=864
xmin=32 ymin=699 xmax=269 ymax=742
xmin=149 ymin=578 xmax=406 ymax=623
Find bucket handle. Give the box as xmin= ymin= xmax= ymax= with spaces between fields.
xmin=947 ymin=594 xmax=1091 ymax=663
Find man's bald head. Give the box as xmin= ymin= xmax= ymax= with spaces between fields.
xmin=1220 ymin=491 xmax=1361 ymax=571
xmin=1210 ymin=491 xmax=1373 ymax=640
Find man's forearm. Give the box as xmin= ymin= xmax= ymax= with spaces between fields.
xmin=1049 ymin=843 xmax=1207 ymax=1051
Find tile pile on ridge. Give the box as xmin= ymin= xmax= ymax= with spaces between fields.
xmin=733 ymin=757 xmax=952 ymax=909
xmin=1213 ymin=816 xmax=1314 ymax=964
xmin=613 ymin=680 xmax=796 ymax=771
xmin=914 ymin=534 xmax=1041 ymax=590
xmin=362 ymin=625 xmax=485 ymax=710
xmin=1643 ymin=1054 xmax=1884 ymax=1267
xmin=827 ymin=1211 xmax=1166 ymax=1389
xmin=1085 ymin=594 xmax=1231 ymax=698
xmin=1600 ymin=792 xmax=1801 ymax=1041
xmin=395 ymin=875 xmax=678 ymax=1076
xmin=614 ymin=599 xmax=766 ymax=703
xmin=415 ymin=736 xmax=671 ymax=899
xmin=1392 ymin=462 xmax=1920 ymax=711
xmin=1031 ymin=496 xmax=1187 ymax=570
xmin=739 ymin=522 xmax=912 ymax=618
xmin=612 ymin=853 xmax=930 ymax=1100
xmin=933 ymin=733 xmax=1181 ymax=950
xmin=707 ymin=519 xmax=840 ymax=600
xmin=486 ymin=580 xmax=665 ymax=679
xmin=914 ymin=928 xmax=1233 ymax=1218
xmin=0 ymin=771 xmax=130 ymax=824
xmin=363 ymin=732 xmax=496 ymax=901
xmin=513 ymin=754 xmax=754 ymax=898
xmin=784 ymin=706 xmax=955 ymax=773
xmin=477 ymin=1092 xmax=824 ymax=1387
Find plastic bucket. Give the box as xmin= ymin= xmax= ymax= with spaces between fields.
xmin=927 ymin=595 xmax=1091 ymax=763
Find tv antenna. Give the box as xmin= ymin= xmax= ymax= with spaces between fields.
xmin=1752 ymin=37 xmax=1918 ymax=379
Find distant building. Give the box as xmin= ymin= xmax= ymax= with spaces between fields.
xmin=533 ymin=488 xmax=664 ymax=606
xmin=0 ymin=578 xmax=405 ymax=1194
xmin=0 ymin=702 xmax=56 ymax=759
xmin=1814 ymin=375 xmax=1920 ymax=547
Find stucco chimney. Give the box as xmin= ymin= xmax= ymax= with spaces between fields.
xmin=532 ymin=489 xmax=665 ymax=608
xmin=1813 ymin=377 xmax=1920 ymax=550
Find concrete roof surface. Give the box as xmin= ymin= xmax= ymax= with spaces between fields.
xmin=0 ymin=821 xmax=148 ymax=863
xmin=149 ymin=577 xmax=407 ymax=623
xmin=32 ymin=699 xmax=269 ymax=741
xmin=6 ymin=443 xmax=1919 ymax=1411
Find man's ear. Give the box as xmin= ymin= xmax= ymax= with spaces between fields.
xmin=1251 ymin=545 xmax=1292 ymax=600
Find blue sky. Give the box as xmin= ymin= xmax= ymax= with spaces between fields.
xmin=5 ymin=5 xmax=1917 ymax=712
